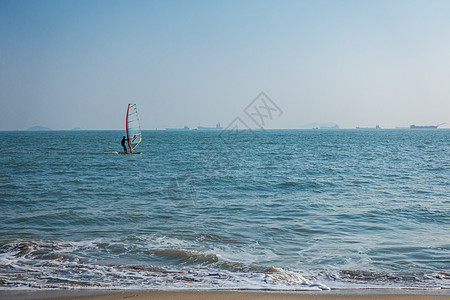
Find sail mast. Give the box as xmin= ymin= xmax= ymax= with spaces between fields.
xmin=126 ymin=104 xmax=131 ymax=152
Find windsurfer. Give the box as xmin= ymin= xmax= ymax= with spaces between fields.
xmin=121 ymin=136 xmax=129 ymax=153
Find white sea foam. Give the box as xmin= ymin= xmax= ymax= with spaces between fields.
xmin=0 ymin=239 xmax=330 ymax=290
xmin=2 ymin=239 xmax=449 ymax=291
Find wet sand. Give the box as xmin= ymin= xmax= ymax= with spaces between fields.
xmin=1 ymin=290 xmax=449 ymax=300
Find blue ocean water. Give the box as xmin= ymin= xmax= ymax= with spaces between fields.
xmin=0 ymin=129 xmax=449 ymax=291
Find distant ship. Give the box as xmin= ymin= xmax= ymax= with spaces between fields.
xmin=319 ymin=124 xmax=339 ymax=130
xmin=410 ymin=123 xmax=444 ymax=129
xmin=166 ymin=126 xmax=190 ymax=131
xmin=302 ymin=122 xmax=339 ymax=130
xmin=356 ymin=125 xmax=381 ymax=130
xmin=197 ymin=123 xmax=223 ymax=130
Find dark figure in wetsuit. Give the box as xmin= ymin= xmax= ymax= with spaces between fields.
xmin=121 ymin=136 xmax=129 ymax=153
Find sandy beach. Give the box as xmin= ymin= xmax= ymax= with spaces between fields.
xmin=67 ymin=291 xmax=450 ymax=300
xmin=1 ymin=290 xmax=449 ymax=300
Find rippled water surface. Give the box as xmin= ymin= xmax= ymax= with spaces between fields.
xmin=0 ymin=129 xmax=449 ymax=290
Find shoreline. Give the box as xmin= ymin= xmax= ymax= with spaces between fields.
xmin=1 ymin=289 xmax=449 ymax=300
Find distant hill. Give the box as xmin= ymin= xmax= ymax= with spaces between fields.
xmin=27 ymin=126 xmax=51 ymax=131
xmin=71 ymin=127 xmax=82 ymax=131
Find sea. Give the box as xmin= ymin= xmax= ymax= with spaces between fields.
xmin=0 ymin=129 xmax=449 ymax=291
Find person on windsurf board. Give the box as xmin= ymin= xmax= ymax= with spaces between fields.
xmin=121 ymin=136 xmax=129 ymax=153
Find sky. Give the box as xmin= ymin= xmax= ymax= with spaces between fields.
xmin=1 ymin=0 xmax=449 ymax=130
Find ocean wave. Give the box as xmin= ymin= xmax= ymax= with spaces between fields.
xmin=0 ymin=239 xmax=329 ymax=290
xmin=313 ymin=269 xmax=450 ymax=289
xmin=153 ymin=249 xmax=219 ymax=264
xmin=1 ymin=239 xmax=449 ymax=290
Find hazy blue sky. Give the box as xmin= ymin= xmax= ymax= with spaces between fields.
xmin=1 ymin=0 xmax=449 ymax=130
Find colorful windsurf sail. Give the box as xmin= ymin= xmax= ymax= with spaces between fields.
xmin=126 ymin=103 xmax=142 ymax=153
